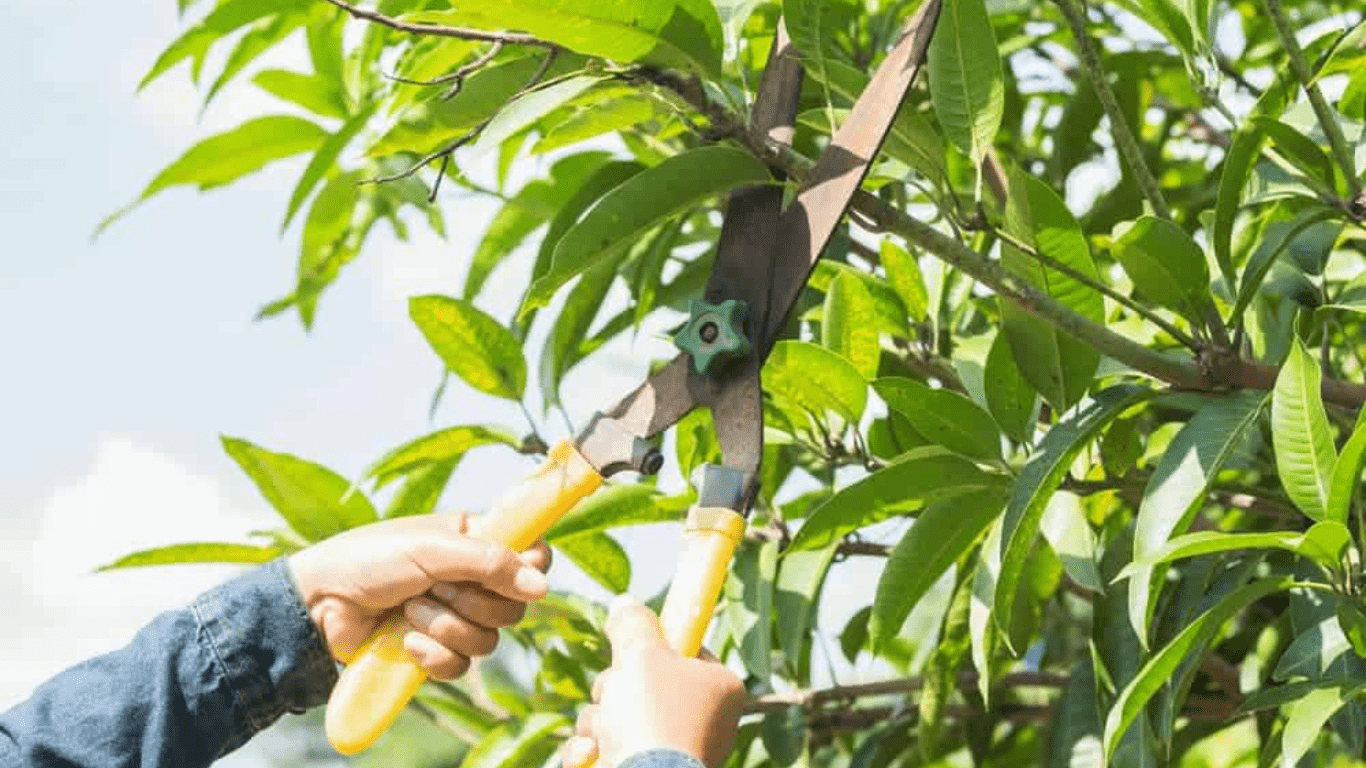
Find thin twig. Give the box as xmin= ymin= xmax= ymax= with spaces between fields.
xmin=321 ymin=0 xmax=554 ymax=47
xmin=1053 ymin=0 xmax=1172 ymax=219
xmin=1261 ymin=0 xmax=1361 ymax=198
xmin=992 ymin=226 xmax=1201 ymax=351
xmin=366 ymin=49 xmax=561 ymax=190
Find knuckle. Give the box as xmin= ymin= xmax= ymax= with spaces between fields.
xmin=428 ymin=652 xmax=470 ymax=681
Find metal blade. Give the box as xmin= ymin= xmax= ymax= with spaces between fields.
xmin=761 ymin=0 xmax=942 ymax=353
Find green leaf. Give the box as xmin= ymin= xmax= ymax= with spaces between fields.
xmin=202 ymin=12 xmax=309 ymax=109
xmin=466 ymin=153 xmax=609 ymax=300
xmin=994 ymin=385 xmax=1151 ymax=647
xmin=282 ymin=103 xmax=379 ymax=233
xmin=409 ymin=295 xmax=528 ymax=401
xmin=1110 ymin=216 xmax=1212 ymax=324
xmin=383 ymin=459 xmax=458 ymax=519
xmin=774 ymin=542 xmax=840 ymax=670
xmin=1000 ymin=171 xmax=1104 ymax=412
xmin=724 ymin=539 xmax=778 ymax=681
xmin=1101 ymin=576 xmax=1297 ymax=764
xmin=1039 ymin=491 xmax=1103 ymax=593
xmin=99 ymin=116 xmax=325 ymax=235
xmin=840 ymin=606 xmax=872 ymax=664
xmin=406 ymin=0 xmax=724 ymax=76
xmin=984 ymin=329 xmax=1038 ymax=444
xmin=1253 ymin=116 xmax=1337 ymax=190
xmin=762 ymin=706 xmax=807 ymax=768
xmin=1046 ymin=656 xmax=1105 ymax=768
xmin=459 ymin=712 xmax=570 ymax=768
xmin=546 ymin=485 xmax=674 ymax=541
xmin=871 ymin=485 xmax=1007 ymax=649
xmin=1327 ymin=407 xmax=1366 ymax=525
xmin=539 ymin=256 xmax=618 ymax=410
xmin=789 ymin=449 xmax=1004 ymax=552
xmin=765 ymin=341 xmax=869 ymax=426
xmin=824 ymin=272 xmax=882 ymax=379
xmin=1129 ymin=391 xmax=1268 ymax=644
xmin=807 ymin=262 xmax=910 ymax=339
xmin=1281 ymin=685 xmax=1365 ymax=768
xmin=874 ymin=378 xmax=1001 ymax=461
xmin=532 ymin=94 xmax=661 ymax=155
xmin=469 ymin=75 xmax=603 ymax=156
xmin=881 ymin=240 xmax=929 ymax=323
xmin=929 ymin=0 xmax=1005 ymax=171
xmin=1120 ymin=523 xmax=1351 ymax=580
xmin=97 ymin=542 xmax=281 ymax=570
xmin=555 ymin=531 xmax=631 ymax=594
xmin=222 ymin=436 xmax=379 ymax=541
xmin=520 ymin=146 xmax=772 ymax=316
xmin=139 ymin=0 xmax=311 ymax=90
xmin=1273 ymin=339 xmax=1338 ymax=520
xmin=370 ymin=53 xmax=583 ymax=158
xmin=368 ymin=425 xmax=519 ymax=487
xmin=919 ymin=573 xmax=974 ymax=758
xmin=252 ymin=69 xmax=346 ymax=118
xmin=784 ymin=0 xmax=854 ymax=130
xmin=1213 ymin=72 xmax=1296 ymax=286
xmin=1233 ymin=203 xmax=1341 ymax=319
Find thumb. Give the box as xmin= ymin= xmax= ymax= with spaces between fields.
xmin=605 ymin=594 xmax=668 ymax=655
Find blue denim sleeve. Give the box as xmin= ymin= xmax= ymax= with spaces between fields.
xmin=0 ymin=558 xmax=337 ymax=768
xmin=619 ymin=748 xmax=709 ymax=768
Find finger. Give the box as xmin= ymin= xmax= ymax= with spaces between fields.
xmin=575 ymin=705 xmax=601 ymax=738
xmin=429 ymin=583 xmax=528 ymax=629
xmin=402 ymin=631 xmax=471 ymax=680
xmin=561 ymin=736 xmax=599 ymax=768
xmin=411 ymin=536 xmax=549 ymax=602
xmin=521 ymin=540 xmax=552 ymax=573
xmin=590 ymin=669 xmax=614 ymax=703
xmin=605 ymin=595 xmax=667 ymax=656
xmin=405 ymin=596 xmax=501 ymax=658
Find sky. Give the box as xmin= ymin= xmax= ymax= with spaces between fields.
xmin=0 ymin=1 xmax=900 ymax=764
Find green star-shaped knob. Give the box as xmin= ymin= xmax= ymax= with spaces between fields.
xmin=673 ymin=299 xmax=752 ymax=376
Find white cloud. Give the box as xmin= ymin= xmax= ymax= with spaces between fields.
xmin=4 ymin=437 xmax=275 ymax=707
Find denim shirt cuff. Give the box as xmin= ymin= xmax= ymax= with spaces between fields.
xmin=618 ymin=748 xmax=708 ymax=768
xmin=190 ymin=557 xmax=338 ymax=737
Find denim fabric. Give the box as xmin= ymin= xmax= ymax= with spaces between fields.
xmin=0 ymin=558 xmax=336 ymax=768
xmin=619 ymin=748 xmax=708 ymax=768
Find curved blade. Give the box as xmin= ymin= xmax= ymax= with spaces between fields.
xmin=761 ymin=0 xmax=942 ymax=353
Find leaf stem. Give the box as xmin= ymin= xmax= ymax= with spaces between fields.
xmin=1052 ymin=0 xmax=1172 ymax=219
xmin=1261 ymin=0 xmax=1362 ymax=198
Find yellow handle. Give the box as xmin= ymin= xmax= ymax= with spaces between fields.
xmin=325 ymin=440 xmax=603 ymax=755
xmin=658 ymin=506 xmax=747 ymax=657
xmin=569 ymin=505 xmax=746 ymax=768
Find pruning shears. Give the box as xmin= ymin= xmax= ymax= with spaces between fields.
xmin=324 ymin=1 xmax=943 ymax=755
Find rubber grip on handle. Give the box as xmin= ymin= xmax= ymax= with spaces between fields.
xmin=567 ymin=506 xmax=746 ymax=768
xmin=658 ymin=506 xmax=747 ymax=657
xmin=325 ymin=440 xmax=603 ymax=755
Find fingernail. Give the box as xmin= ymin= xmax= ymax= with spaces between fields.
xmin=515 ymin=565 xmax=548 ymax=595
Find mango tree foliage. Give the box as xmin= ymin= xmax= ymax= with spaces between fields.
xmin=106 ymin=0 xmax=1366 ymax=766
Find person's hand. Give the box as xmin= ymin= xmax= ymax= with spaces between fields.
xmin=561 ymin=597 xmax=747 ymax=768
xmin=287 ymin=512 xmax=551 ymax=679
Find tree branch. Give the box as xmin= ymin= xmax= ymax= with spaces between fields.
xmin=320 ymin=0 xmax=555 ymax=47
xmin=1052 ymin=0 xmax=1171 ymax=219
xmin=745 ymin=671 xmax=1068 ymax=714
xmin=647 ymin=65 xmax=1366 ymax=410
xmin=1261 ymin=0 xmax=1361 ymax=198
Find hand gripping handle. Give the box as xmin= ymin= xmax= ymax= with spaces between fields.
xmin=324 ymin=440 xmax=603 ymax=755
xmin=566 ymin=504 xmax=746 ymax=768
